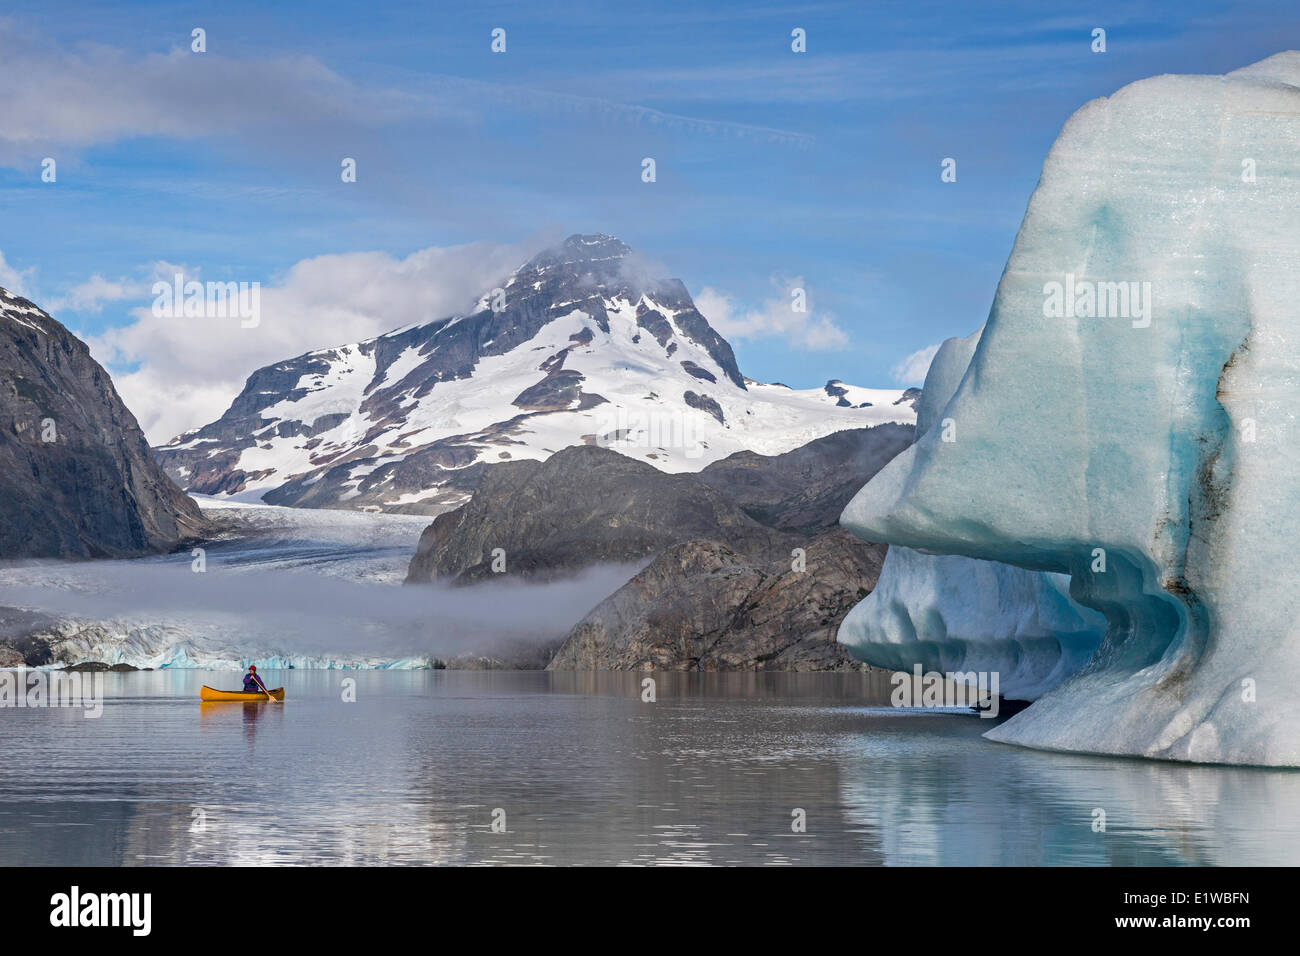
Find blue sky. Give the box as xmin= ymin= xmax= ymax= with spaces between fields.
xmin=0 ymin=0 xmax=1295 ymax=440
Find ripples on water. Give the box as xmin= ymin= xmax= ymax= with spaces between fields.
xmin=1 ymin=670 xmax=1295 ymax=866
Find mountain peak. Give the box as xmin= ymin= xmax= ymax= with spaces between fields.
xmin=562 ymin=233 xmax=631 ymax=258
xmin=156 ymin=235 xmax=916 ymax=514
xmin=513 ymin=233 xmax=632 ymax=283
xmin=0 ymin=286 xmax=56 ymax=336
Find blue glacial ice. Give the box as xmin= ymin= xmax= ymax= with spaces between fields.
xmin=841 ymin=53 xmax=1300 ymax=765
xmin=839 ymin=330 xmax=1107 ymax=700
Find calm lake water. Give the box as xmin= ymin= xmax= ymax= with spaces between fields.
xmin=1 ymin=669 xmax=1295 ymax=866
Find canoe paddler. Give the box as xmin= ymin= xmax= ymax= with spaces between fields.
xmin=242 ymin=665 xmax=263 ymax=693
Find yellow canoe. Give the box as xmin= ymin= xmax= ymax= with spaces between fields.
xmin=200 ymin=685 xmax=285 ymax=702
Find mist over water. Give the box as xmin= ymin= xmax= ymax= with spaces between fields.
xmin=0 ymin=505 xmax=641 ymax=665
xmin=0 ymin=560 xmax=637 ymax=659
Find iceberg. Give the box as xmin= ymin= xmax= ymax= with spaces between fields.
xmin=841 ymin=547 xmax=1106 ymax=700
xmin=841 ymin=53 xmax=1300 ymax=765
xmin=839 ymin=330 xmax=1107 ymax=700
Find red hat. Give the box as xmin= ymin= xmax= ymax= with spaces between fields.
xmin=249 ymin=665 xmax=257 ymax=671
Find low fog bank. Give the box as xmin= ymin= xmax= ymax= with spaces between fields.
xmin=0 ymin=556 xmax=642 ymax=666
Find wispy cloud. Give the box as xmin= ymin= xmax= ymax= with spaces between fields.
xmin=552 ymin=27 xmax=1178 ymax=107
xmin=694 ymin=277 xmax=848 ymax=351
xmin=0 ymin=251 xmax=34 ymax=297
xmin=0 ymin=21 xmax=812 ymax=169
xmin=44 ymin=274 xmax=140 ymax=314
xmin=892 ymin=343 xmax=941 ymax=385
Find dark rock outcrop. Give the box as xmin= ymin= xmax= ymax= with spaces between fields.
xmin=697 ymin=423 xmax=914 ymax=533
xmin=680 ymin=360 xmax=716 ymax=383
xmin=405 ymin=444 xmax=794 ymax=584
xmin=546 ymin=531 xmax=884 ymax=671
xmin=512 ymin=368 xmax=586 ymax=410
xmin=0 ymin=288 xmax=205 ymax=558
xmin=824 ymin=380 xmax=853 ymax=407
xmin=894 ymin=387 xmax=922 ymax=410
xmin=407 ymin=423 xmax=911 ymax=670
xmin=683 ymin=390 xmax=725 ymax=424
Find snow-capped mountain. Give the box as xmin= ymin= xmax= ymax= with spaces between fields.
xmin=155 ymin=235 xmax=917 ymax=514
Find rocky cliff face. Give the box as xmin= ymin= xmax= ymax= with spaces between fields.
xmin=546 ymin=532 xmax=884 ymax=671
xmin=696 ymin=423 xmax=914 ymax=533
xmin=405 ymin=443 xmax=797 ymax=584
xmin=407 ymin=425 xmax=910 ymax=670
xmin=0 ymin=288 xmax=205 ymax=558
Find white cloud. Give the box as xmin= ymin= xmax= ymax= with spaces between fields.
xmin=45 ymin=274 xmax=140 ymax=314
xmin=0 ymin=251 xmax=34 ymax=296
xmin=84 ymin=239 xmax=545 ymax=445
xmin=694 ymin=277 xmax=848 ymax=351
xmin=892 ymin=344 xmax=942 ymax=385
xmin=0 ymin=30 xmax=416 ymax=168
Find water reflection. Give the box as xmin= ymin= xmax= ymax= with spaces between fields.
xmin=0 ymin=670 xmax=1295 ymax=865
xmin=199 ymin=699 xmax=284 ymax=746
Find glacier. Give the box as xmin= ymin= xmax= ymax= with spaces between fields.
xmin=11 ymin=618 xmax=436 ymax=671
xmin=841 ymin=52 xmax=1300 ymax=766
xmin=838 ymin=330 xmax=1107 ymax=701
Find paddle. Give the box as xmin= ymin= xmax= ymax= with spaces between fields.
xmin=251 ymin=671 xmax=279 ymax=703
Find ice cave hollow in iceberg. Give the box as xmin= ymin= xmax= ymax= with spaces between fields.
xmin=840 ymin=52 xmax=1300 ymax=766
xmin=839 ymin=329 xmax=1107 ymax=702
